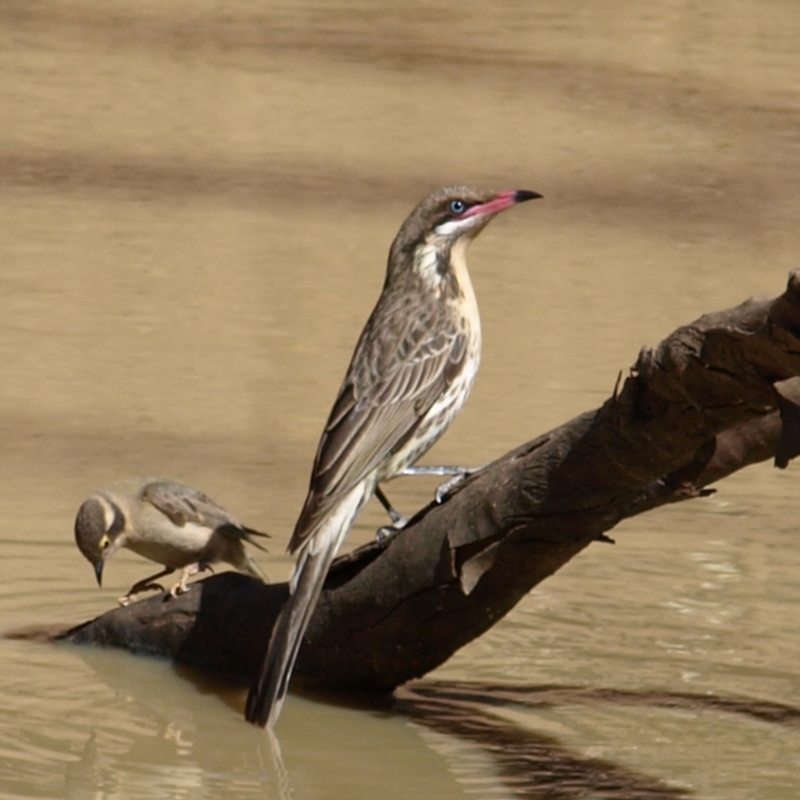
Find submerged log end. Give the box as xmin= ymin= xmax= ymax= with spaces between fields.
xmin=60 ymin=573 xmax=286 ymax=683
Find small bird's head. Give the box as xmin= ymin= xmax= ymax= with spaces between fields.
xmin=388 ymin=186 xmax=541 ymax=287
xmin=74 ymin=494 xmax=127 ymax=586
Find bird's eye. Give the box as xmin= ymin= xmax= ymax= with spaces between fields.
xmin=99 ymin=535 xmax=110 ymax=550
xmin=449 ymin=199 xmax=467 ymax=215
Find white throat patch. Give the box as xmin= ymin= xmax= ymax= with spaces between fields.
xmin=414 ymin=239 xmax=443 ymax=290
xmin=415 ymin=215 xmax=477 ymax=291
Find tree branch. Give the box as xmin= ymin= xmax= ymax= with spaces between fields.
xmin=60 ymin=272 xmax=800 ymax=696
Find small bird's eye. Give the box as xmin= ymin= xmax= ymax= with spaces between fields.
xmin=449 ymin=199 xmax=467 ymax=215
xmin=99 ymin=535 xmax=110 ymax=550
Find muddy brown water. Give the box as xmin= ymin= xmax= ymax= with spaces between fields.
xmin=2 ymin=2 xmax=800 ymax=797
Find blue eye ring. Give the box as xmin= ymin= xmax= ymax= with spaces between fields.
xmin=449 ymin=199 xmax=467 ymax=215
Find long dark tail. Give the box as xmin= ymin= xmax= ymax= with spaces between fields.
xmin=245 ymin=490 xmax=362 ymax=728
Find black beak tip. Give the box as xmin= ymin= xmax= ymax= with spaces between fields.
xmin=515 ymin=189 xmax=543 ymax=203
xmin=94 ymin=562 xmax=104 ymax=587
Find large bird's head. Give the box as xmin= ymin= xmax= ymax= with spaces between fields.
xmin=387 ymin=186 xmax=541 ymax=289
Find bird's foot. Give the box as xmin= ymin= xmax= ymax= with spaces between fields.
xmin=376 ymin=519 xmax=408 ymax=543
xmin=118 ymin=581 xmax=165 ymax=606
xmin=431 ymin=465 xmax=486 ymax=503
xmin=119 ymin=566 xmax=176 ymax=605
xmin=167 ymin=563 xmax=213 ymax=597
xmin=374 ymin=485 xmax=408 ymax=540
xmin=400 ymin=464 xmax=485 ymax=502
xmin=372 ymin=465 xmax=485 ymax=542
xmin=386 ymin=506 xmax=408 ymax=528
xmin=376 ymin=524 xmax=401 ymax=543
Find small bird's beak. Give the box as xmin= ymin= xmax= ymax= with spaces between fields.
xmin=94 ymin=560 xmax=104 ymax=587
xmin=463 ymin=189 xmax=542 ymax=219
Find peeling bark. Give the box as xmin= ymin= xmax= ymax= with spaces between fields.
xmin=60 ymin=272 xmax=800 ymax=696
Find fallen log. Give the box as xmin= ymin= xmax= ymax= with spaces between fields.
xmin=60 ymin=272 xmax=800 ymax=697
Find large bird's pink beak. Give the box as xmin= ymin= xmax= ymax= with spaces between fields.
xmin=463 ymin=189 xmax=542 ymax=219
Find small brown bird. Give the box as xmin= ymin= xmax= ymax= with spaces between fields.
xmin=245 ymin=186 xmax=540 ymax=728
xmin=74 ymin=478 xmax=269 ymax=604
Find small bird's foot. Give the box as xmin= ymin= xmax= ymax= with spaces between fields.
xmin=168 ymin=580 xmax=189 ymax=598
xmin=119 ymin=566 xmax=176 ymax=605
xmin=167 ymin=563 xmax=211 ymax=597
xmin=118 ymin=581 xmax=165 ymax=606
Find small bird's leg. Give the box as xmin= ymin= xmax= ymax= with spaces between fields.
xmin=119 ymin=567 xmax=175 ymax=606
xmin=400 ymin=464 xmax=487 ymax=503
xmin=168 ymin=562 xmax=215 ymax=597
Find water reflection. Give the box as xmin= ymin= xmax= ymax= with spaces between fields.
xmin=50 ymin=641 xmax=800 ymax=800
xmin=402 ymin=680 xmax=800 ymax=799
xmin=49 ymin=641 xmax=700 ymax=800
xmin=404 ymin=686 xmax=687 ymax=799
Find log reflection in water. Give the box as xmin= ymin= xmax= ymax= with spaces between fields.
xmin=400 ymin=680 xmax=800 ymax=799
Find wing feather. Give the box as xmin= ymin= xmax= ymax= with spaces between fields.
xmin=141 ymin=481 xmax=269 ymax=541
xmin=290 ymin=300 xmax=468 ymax=552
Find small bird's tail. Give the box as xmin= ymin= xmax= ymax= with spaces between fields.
xmin=216 ymin=526 xmax=270 ymax=581
xmin=240 ymin=550 xmax=269 ymax=583
xmin=241 ymin=526 xmax=271 ymax=551
xmin=245 ymin=488 xmax=364 ymax=728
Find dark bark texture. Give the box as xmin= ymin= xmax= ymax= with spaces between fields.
xmin=60 ymin=272 xmax=800 ymax=696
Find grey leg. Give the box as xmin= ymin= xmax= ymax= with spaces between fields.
xmin=374 ymin=464 xmax=486 ymax=543
xmin=401 ymin=464 xmax=487 ymax=503
xmin=400 ymin=465 xmax=467 ymax=477
xmin=375 ymin=485 xmax=408 ymax=527
xmin=374 ymin=485 xmax=408 ymax=542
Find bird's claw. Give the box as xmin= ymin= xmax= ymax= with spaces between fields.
xmin=434 ymin=473 xmax=467 ymax=503
xmin=376 ymin=507 xmax=410 ymax=542
xmin=373 ymin=465 xmax=484 ymax=542
xmin=118 ymin=581 xmax=166 ymax=606
xmin=376 ymin=524 xmax=402 ymax=543
xmin=387 ymin=508 xmax=408 ymax=527
xmin=401 ymin=463 xmax=485 ymax=503
xmin=167 ymin=562 xmax=213 ymax=597
xmin=433 ymin=465 xmax=485 ymax=503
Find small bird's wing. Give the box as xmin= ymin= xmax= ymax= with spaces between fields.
xmin=141 ymin=481 xmax=269 ymax=541
xmin=290 ymin=300 xmax=467 ymax=552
